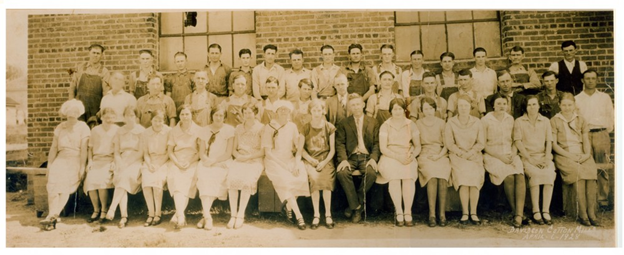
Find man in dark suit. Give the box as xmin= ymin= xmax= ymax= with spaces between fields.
xmin=325 ymin=73 xmax=350 ymax=126
xmin=335 ymin=93 xmax=380 ymax=223
xmin=485 ymin=69 xmax=525 ymax=119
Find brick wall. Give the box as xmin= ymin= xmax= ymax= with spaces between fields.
xmin=27 ymin=13 xmax=159 ymax=166
xmin=500 ymin=11 xmax=614 ymax=90
xmin=255 ymin=11 xmax=395 ymax=69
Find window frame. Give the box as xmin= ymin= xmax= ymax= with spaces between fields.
xmin=394 ymin=11 xmax=503 ymax=61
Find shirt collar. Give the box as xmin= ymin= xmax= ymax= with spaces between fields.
xmin=151 ymin=125 xmax=170 ymax=135
xmin=554 ymin=112 xmax=578 ymax=123
xmin=563 ymin=59 xmax=577 ymax=66
xmin=237 ymin=66 xmax=252 ymax=74
xmin=288 ymin=67 xmax=309 ymax=74
xmin=319 ymin=64 xmax=338 ymax=71
xmin=148 ymin=93 xmax=164 ymax=100
xmin=86 ymin=61 xmax=102 ymax=69
xmin=387 ymin=118 xmax=410 ymax=130
xmin=262 ymin=61 xmax=278 ymax=71
xmin=176 ymin=69 xmax=188 ymax=75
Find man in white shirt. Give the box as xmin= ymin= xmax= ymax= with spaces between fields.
xmin=372 ymin=44 xmax=402 ymax=95
xmin=574 ymin=70 xmax=614 ymax=207
xmin=470 ymin=47 xmax=498 ymax=100
xmin=548 ymin=41 xmax=588 ymax=95
xmin=100 ymin=71 xmax=137 ymax=126
xmin=281 ymin=49 xmax=311 ymax=101
xmin=253 ymin=44 xmax=285 ymax=100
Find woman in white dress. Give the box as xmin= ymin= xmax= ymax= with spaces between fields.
xmin=227 ymin=102 xmax=264 ymax=229
xmin=482 ymin=94 xmax=525 ymax=228
xmin=84 ymin=107 xmax=119 ymax=223
xmin=261 ymin=100 xmax=310 ymax=230
xmin=377 ymin=98 xmax=420 ymax=226
xmin=167 ymin=105 xmax=201 ymax=229
xmin=39 ymin=99 xmax=90 ymax=231
xmin=105 ymin=106 xmax=145 ymax=228
xmin=140 ymin=109 xmax=171 ymax=227
xmin=416 ymin=97 xmax=452 ymax=227
xmin=445 ymin=95 xmax=486 ymax=225
xmin=514 ymin=95 xmax=556 ymax=225
xmin=196 ymin=106 xmax=235 ymax=230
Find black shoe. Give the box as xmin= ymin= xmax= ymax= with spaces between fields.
xmin=152 ymin=216 xmax=162 ymax=226
xmin=311 ymin=217 xmax=319 ymax=230
xmin=460 ymin=214 xmax=469 ymax=225
xmin=589 ymin=218 xmax=601 ymax=227
xmin=144 ymin=217 xmax=154 ymax=227
xmin=470 ymin=214 xmax=481 ymax=225
xmin=428 ymin=216 xmax=436 ymax=227
xmin=325 ymin=216 xmax=334 ymax=229
xmin=352 ymin=206 xmax=363 ymax=223
xmin=512 ymin=215 xmax=522 ymax=228
xmin=344 ymin=208 xmax=353 ymax=218
xmin=87 ymin=212 xmax=99 ymax=223
xmin=297 ymin=218 xmax=306 ymax=230
xmin=532 ymin=212 xmax=544 ymax=225
xmin=579 ymin=218 xmax=591 ymax=226
xmin=439 ymin=216 xmax=447 ymax=227
xmin=542 ymin=212 xmax=553 ymax=225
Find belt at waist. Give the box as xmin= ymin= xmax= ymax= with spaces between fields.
xmin=589 ymin=128 xmax=607 ymax=133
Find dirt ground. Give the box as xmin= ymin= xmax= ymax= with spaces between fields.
xmin=4 ymin=192 xmax=617 ymax=247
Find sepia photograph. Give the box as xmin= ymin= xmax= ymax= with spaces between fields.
xmin=3 ymin=3 xmax=617 ymax=248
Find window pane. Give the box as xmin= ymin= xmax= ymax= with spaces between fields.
xmin=184 ymin=12 xmax=207 ymax=34
xmin=208 ymin=35 xmax=233 ymax=67
xmin=395 ymin=26 xmax=421 ymax=62
xmin=419 ymin=11 xmax=445 ymax=23
xmin=161 ymin=12 xmax=182 ymax=35
xmin=474 ymin=22 xmax=502 ymax=57
xmin=473 ymin=11 xmax=498 ymax=20
xmin=446 ymin=11 xmax=472 ymax=21
xmin=185 ymin=36 xmax=208 ymax=70
xmin=208 ymin=11 xmax=232 ymax=32
xmin=447 ymin=23 xmax=474 ymax=59
xmin=396 ymin=11 xmax=418 ymax=24
xmin=233 ymin=33 xmax=256 ymax=68
xmin=159 ymin=37 xmax=183 ymax=71
xmin=233 ymin=11 xmax=255 ymax=31
xmin=421 ymin=24 xmax=446 ymax=61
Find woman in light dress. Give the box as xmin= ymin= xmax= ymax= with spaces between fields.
xmin=301 ymin=99 xmax=336 ymax=229
xmin=551 ymin=93 xmax=600 ymax=226
xmin=377 ymin=98 xmax=420 ymax=227
xmin=514 ymin=95 xmax=556 ymax=225
xmin=167 ymin=105 xmax=201 ymax=229
xmin=196 ymin=106 xmax=235 ymax=230
xmin=39 ymin=99 xmax=90 ymax=231
xmin=227 ymin=102 xmax=265 ymax=229
xmin=261 ymin=100 xmax=310 ymax=230
xmin=416 ymin=97 xmax=451 ymax=227
xmin=445 ymin=94 xmax=485 ymax=225
xmin=140 ymin=109 xmax=171 ymax=227
xmin=482 ymin=94 xmax=525 ymax=228
xmin=105 ymin=106 xmax=145 ymax=228
xmin=84 ymin=107 xmax=119 ymax=223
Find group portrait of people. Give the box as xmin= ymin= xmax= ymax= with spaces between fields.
xmin=39 ymin=38 xmax=613 ymax=233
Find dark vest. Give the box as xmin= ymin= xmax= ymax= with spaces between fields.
xmin=556 ymin=60 xmax=583 ymax=95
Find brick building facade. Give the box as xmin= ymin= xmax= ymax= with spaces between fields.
xmin=25 ymin=10 xmax=614 ymax=166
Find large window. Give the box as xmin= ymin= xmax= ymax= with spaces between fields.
xmin=159 ymin=11 xmax=256 ymax=71
xmin=395 ymin=11 xmax=501 ymax=62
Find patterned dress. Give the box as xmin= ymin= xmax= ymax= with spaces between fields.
xmin=301 ymin=121 xmax=336 ymax=192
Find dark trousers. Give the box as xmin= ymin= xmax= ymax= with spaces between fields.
xmin=336 ymin=153 xmax=377 ymax=210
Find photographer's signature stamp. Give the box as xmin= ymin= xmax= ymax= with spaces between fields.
xmin=507 ymin=226 xmax=599 ymax=240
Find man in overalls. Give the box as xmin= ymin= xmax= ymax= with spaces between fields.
xmin=136 ymin=76 xmax=177 ymax=128
xmin=129 ymin=49 xmax=163 ymax=99
xmin=68 ymin=44 xmax=110 ymax=126
xmin=508 ymin=46 xmax=542 ymax=96
xmin=342 ymin=44 xmax=376 ymax=102
xmin=400 ymin=50 xmax=430 ymax=101
xmin=436 ymin=52 xmax=459 ymax=102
